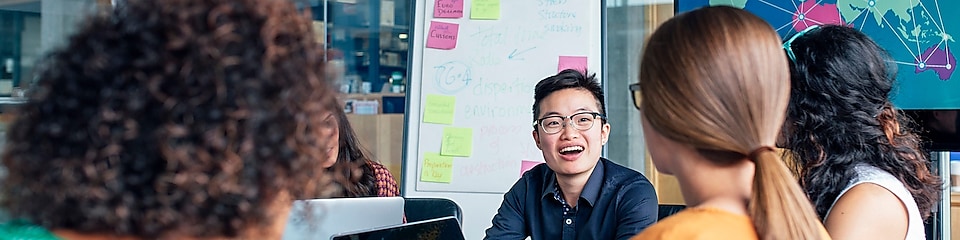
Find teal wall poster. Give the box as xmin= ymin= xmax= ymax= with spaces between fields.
xmin=679 ymin=0 xmax=958 ymax=109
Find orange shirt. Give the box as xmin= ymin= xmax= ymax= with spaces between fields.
xmin=631 ymin=208 xmax=831 ymax=240
xmin=631 ymin=208 xmax=758 ymax=240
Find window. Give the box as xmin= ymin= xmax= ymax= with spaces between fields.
xmin=604 ymin=1 xmax=673 ymax=173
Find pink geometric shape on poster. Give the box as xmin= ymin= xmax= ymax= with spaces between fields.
xmin=792 ymin=2 xmax=844 ymax=31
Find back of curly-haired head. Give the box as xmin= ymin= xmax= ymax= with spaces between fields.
xmin=1 ymin=0 xmax=335 ymax=238
xmin=783 ymin=25 xmax=941 ymax=220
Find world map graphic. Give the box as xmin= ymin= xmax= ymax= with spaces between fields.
xmin=678 ymin=0 xmax=958 ymax=109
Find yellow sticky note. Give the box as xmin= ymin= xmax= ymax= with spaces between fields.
xmin=421 ymin=152 xmax=453 ymax=183
xmin=441 ymin=127 xmax=473 ymax=156
xmin=423 ymin=94 xmax=456 ymax=124
xmin=471 ymin=0 xmax=500 ymax=20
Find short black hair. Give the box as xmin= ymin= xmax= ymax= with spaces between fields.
xmin=532 ymin=69 xmax=604 ymax=127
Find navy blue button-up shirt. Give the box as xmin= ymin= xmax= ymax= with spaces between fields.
xmin=484 ymin=158 xmax=658 ymax=240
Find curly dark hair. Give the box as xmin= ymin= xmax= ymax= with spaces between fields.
xmin=1 ymin=0 xmax=335 ymax=238
xmin=782 ymin=25 xmax=941 ymax=220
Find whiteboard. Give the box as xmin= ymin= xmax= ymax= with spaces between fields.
xmin=405 ymin=0 xmax=602 ymax=194
xmin=402 ymin=0 xmax=602 ymax=238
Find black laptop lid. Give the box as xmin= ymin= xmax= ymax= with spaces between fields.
xmin=330 ymin=216 xmax=464 ymax=240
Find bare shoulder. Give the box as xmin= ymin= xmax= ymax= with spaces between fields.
xmin=824 ymin=183 xmax=907 ymax=240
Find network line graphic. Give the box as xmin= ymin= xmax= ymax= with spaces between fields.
xmin=685 ymin=0 xmax=959 ymax=108
xmin=742 ymin=0 xmax=955 ymax=80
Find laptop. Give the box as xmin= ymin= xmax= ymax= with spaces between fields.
xmin=281 ymin=197 xmax=405 ymax=240
xmin=330 ymin=216 xmax=465 ymax=240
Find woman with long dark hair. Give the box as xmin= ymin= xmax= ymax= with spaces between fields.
xmin=318 ymin=106 xmax=400 ymax=198
xmin=782 ymin=25 xmax=941 ymax=240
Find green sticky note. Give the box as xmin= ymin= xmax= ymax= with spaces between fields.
xmin=421 ymin=152 xmax=453 ymax=183
xmin=471 ymin=0 xmax=500 ymax=20
xmin=441 ymin=127 xmax=473 ymax=156
xmin=423 ymin=94 xmax=456 ymax=124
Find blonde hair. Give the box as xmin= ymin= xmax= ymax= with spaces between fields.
xmin=639 ymin=6 xmax=822 ymax=239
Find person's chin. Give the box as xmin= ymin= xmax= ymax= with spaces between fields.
xmin=557 ymin=161 xmax=592 ymax=176
xmin=653 ymin=164 xmax=673 ymax=175
xmin=321 ymin=160 xmax=337 ymax=169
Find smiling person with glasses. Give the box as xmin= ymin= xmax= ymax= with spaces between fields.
xmin=485 ymin=69 xmax=658 ymax=240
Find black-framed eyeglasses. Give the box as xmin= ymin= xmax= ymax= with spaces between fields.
xmin=533 ymin=112 xmax=606 ymax=134
xmin=783 ymin=25 xmax=819 ymax=62
xmin=629 ymin=83 xmax=641 ymax=110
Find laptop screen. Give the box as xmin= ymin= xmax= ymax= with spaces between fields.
xmin=282 ymin=197 xmax=405 ymax=240
xmin=331 ymin=216 xmax=464 ymax=240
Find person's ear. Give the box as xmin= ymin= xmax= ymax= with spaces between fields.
xmin=532 ymin=130 xmax=542 ymax=150
xmin=600 ymin=123 xmax=610 ymax=145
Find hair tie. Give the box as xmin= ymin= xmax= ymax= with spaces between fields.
xmin=747 ymin=146 xmax=775 ymax=160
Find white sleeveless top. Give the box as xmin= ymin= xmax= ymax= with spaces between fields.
xmin=825 ymin=163 xmax=925 ymax=240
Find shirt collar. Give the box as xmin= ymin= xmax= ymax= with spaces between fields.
xmin=581 ymin=160 xmax=604 ymax=207
xmin=541 ymin=159 xmax=605 ymax=207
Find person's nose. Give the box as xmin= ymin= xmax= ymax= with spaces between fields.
xmin=558 ymin=119 xmax=579 ymax=140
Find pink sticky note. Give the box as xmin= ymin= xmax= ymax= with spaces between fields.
xmin=558 ymin=56 xmax=588 ymax=73
xmin=520 ymin=160 xmax=543 ymax=176
xmin=434 ymin=0 xmax=464 ymax=18
xmin=427 ymin=21 xmax=459 ymax=50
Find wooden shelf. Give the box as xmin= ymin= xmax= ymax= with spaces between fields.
xmin=345 ymin=113 xmax=404 ymax=184
xmin=345 ymin=93 xmax=405 ymax=98
xmin=952 ymin=192 xmax=960 ymax=206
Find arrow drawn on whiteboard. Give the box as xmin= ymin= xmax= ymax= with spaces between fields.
xmin=507 ymin=47 xmax=537 ymax=60
xmin=434 ymin=61 xmax=473 ymax=94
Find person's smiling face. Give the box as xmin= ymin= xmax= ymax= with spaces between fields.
xmin=532 ymin=88 xmax=609 ymax=177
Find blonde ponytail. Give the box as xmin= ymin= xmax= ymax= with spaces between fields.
xmin=639 ymin=6 xmax=827 ymax=239
xmin=750 ymin=148 xmax=823 ymax=239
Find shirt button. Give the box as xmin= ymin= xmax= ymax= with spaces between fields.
xmin=565 ymin=219 xmax=572 ymax=225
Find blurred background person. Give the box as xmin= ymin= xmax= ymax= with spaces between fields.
xmin=320 ymin=105 xmax=400 ymax=198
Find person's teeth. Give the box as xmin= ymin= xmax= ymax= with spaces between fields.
xmin=561 ymin=146 xmax=583 ymax=152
